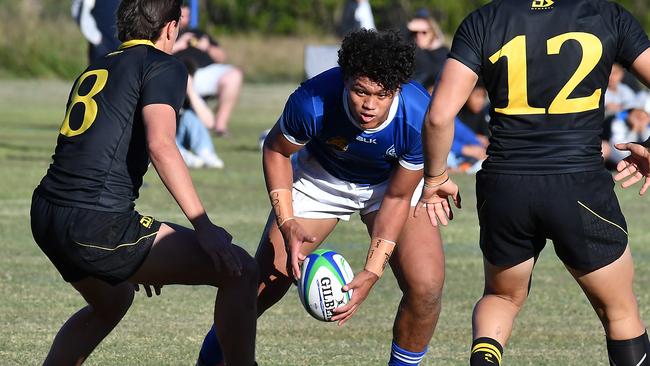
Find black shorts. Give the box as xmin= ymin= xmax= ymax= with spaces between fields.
xmin=476 ymin=169 xmax=628 ymax=272
xmin=30 ymin=190 xmax=161 ymax=285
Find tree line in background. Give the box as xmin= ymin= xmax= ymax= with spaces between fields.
xmin=1 ymin=0 xmax=649 ymax=79
xmin=15 ymin=0 xmax=650 ymax=35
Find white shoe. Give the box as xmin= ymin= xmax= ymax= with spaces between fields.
xmin=198 ymin=150 xmax=225 ymax=169
xmin=181 ymin=150 xmax=205 ymax=168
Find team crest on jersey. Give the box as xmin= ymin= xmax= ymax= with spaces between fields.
xmin=385 ymin=145 xmax=397 ymax=159
xmin=326 ymin=137 xmax=349 ymax=152
xmin=531 ymin=0 xmax=554 ymax=10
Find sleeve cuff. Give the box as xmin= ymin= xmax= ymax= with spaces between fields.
xmin=398 ymin=159 xmax=424 ymax=171
xmin=279 ymin=116 xmax=308 ymax=146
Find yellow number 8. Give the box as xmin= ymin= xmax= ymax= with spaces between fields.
xmin=60 ymin=69 xmax=109 ymax=137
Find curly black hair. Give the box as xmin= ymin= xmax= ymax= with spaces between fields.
xmin=338 ymin=29 xmax=415 ymax=92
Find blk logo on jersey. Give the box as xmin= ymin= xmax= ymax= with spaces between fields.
xmin=356 ymin=136 xmax=377 ymax=144
xmin=531 ymin=0 xmax=554 ymax=10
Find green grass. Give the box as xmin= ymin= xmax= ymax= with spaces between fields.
xmin=1 ymin=80 xmax=650 ymax=365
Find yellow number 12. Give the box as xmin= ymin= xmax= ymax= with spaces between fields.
xmin=489 ymin=32 xmax=602 ymax=115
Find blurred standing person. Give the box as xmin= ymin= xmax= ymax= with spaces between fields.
xmin=71 ymin=0 xmax=121 ymax=64
xmin=407 ymin=9 xmax=449 ymax=93
xmin=339 ymin=0 xmax=376 ymax=36
xmin=173 ymin=3 xmax=243 ymax=137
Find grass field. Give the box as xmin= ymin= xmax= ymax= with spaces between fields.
xmin=1 ymin=80 xmax=649 ymax=365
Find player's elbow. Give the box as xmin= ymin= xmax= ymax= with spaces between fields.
xmin=147 ymin=137 xmax=177 ymax=163
xmin=426 ymin=108 xmax=455 ymax=130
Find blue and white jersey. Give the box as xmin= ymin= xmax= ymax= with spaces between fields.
xmin=279 ymin=67 xmax=430 ymax=185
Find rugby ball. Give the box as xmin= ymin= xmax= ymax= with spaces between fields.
xmin=298 ymin=249 xmax=354 ymax=322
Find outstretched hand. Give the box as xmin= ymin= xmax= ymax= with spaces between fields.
xmin=331 ymin=270 xmax=378 ymax=326
xmin=279 ymin=220 xmax=316 ymax=280
xmin=614 ymin=142 xmax=650 ymax=196
xmin=414 ymin=179 xmax=462 ymax=226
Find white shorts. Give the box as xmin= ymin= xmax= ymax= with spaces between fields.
xmin=193 ymin=63 xmax=236 ymax=97
xmin=291 ymin=150 xmax=423 ymax=221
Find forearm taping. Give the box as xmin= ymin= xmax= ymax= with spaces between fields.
xmin=269 ymin=188 xmax=294 ymax=227
xmin=364 ymin=237 xmax=396 ymax=277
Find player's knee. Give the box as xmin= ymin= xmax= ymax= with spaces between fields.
xmin=404 ymin=280 xmax=444 ymax=313
xmin=92 ymin=284 xmax=134 ymax=323
xmin=223 ymin=68 xmax=243 ymax=86
xmin=239 ymin=252 xmax=260 ymax=287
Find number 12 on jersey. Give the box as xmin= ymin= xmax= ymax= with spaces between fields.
xmin=489 ymin=32 xmax=602 ymax=115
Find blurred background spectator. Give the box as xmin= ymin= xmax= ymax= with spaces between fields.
xmin=449 ymin=118 xmax=487 ymax=174
xmin=338 ymin=0 xmax=376 ymax=36
xmin=173 ymin=3 xmax=244 ymax=137
xmin=605 ymin=63 xmax=638 ymax=115
xmin=177 ymin=63 xmax=226 ymax=169
xmin=605 ymin=96 xmax=650 ymax=165
xmin=70 ymin=0 xmax=120 ymax=64
xmin=407 ymin=9 xmax=449 ymax=93
xmin=457 ymin=80 xmax=490 ymax=147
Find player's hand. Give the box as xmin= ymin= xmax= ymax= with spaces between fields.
xmin=195 ymin=223 xmax=243 ymax=277
xmin=279 ymin=219 xmax=316 ymax=280
xmin=415 ymin=179 xmax=461 ymax=226
xmin=172 ymin=32 xmax=195 ymax=53
xmin=196 ymin=36 xmax=211 ymax=51
xmin=331 ymin=270 xmax=378 ymax=326
xmin=134 ymin=283 xmax=162 ymax=297
xmin=614 ymin=142 xmax=650 ymax=195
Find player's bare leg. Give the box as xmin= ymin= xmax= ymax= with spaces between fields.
xmin=130 ymin=223 xmax=258 ymax=366
xmin=567 ymin=246 xmax=649 ymax=365
xmin=256 ymin=212 xmax=338 ymax=315
xmin=213 ymin=68 xmax=243 ymax=135
xmin=363 ymin=207 xmax=445 ymax=364
xmin=470 ymin=257 xmax=535 ymax=365
xmin=43 ymin=278 xmax=134 ymax=366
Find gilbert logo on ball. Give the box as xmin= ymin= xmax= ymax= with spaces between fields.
xmin=298 ymin=249 xmax=354 ymax=322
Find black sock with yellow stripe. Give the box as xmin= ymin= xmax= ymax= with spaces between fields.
xmin=470 ymin=337 xmax=503 ymax=366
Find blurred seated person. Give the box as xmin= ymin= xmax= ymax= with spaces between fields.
xmin=605 ymin=63 xmax=638 ymax=115
xmin=607 ymin=97 xmax=650 ymax=164
xmin=407 ymin=9 xmax=449 ymax=93
xmin=449 ymin=118 xmax=487 ymax=174
xmin=173 ymin=3 xmax=243 ymax=137
xmin=177 ymin=61 xmax=225 ymax=169
xmin=457 ymin=81 xmax=490 ymax=147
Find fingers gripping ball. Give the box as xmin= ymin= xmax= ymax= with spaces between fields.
xmin=298 ymin=249 xmax=354 ymax=322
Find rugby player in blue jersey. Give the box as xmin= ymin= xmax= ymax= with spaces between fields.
xmin=197 ymin=29 xmax=458 ymax=366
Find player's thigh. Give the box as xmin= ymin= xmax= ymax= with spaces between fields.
xmin=566 ymin=246 xmax=639 ymax=317
xmin=483 ymin=257 xmax=535 ymax=305
xmin=129 ymin=222 xmax=251 ymax=287
xmin=254 ymin=210 xmax=338 ymax=278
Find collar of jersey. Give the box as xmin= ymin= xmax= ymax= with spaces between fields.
xmin=119 ymin=40 xmax=155 ymax=50
xmin=342 ymin=88 xmax=400 ymax=133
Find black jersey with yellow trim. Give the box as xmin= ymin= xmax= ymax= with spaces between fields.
xmin=450 ymin=0 xmax=650 ymax=174
xmin=37 ymin=40 xmax=188 ymax=212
